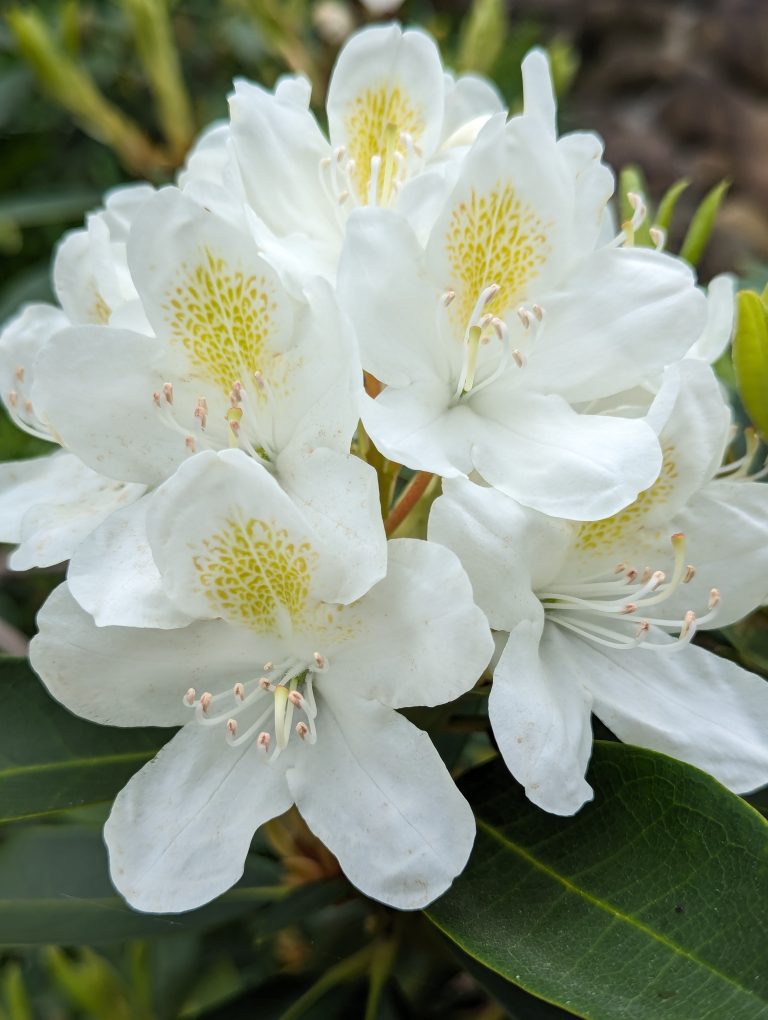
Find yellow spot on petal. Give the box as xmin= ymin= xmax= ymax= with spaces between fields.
xmin=446 ymin=185 xmax=550 ymax=330
xmin=345 ymin=84 xmax=424 ymax=205
xmin=575 ymin=445 xmax=679 ymax=552
xmin=164 ymin=247 xmax=280 ymax=394
xmin=92 ymin=291 xmax=111 ymax=324
xmin=193 ymin=516 xmax=316 ymax=633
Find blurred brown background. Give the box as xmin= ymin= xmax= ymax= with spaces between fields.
xmin=516 ymin=0 xmax=768 ymax=278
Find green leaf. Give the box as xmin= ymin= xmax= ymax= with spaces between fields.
xmin=0 ymin=189 xmax=98 ymax=228
xmin=733 ymin=289 xmax=768 ymax=439
xmin=0 ymin=823 xmax=287 ymax=946
xmin=0 ymin=657 xmax=169 ymax=823
xmin=679 ymin=179 xmax=730 ymax=267
xmin=428 ymin=743 xmax=768 ymax=1020
xmin=456 ymin=0 xmax=507 ymax=75
xmin=653 ymin=178 xmax=690 ymax=235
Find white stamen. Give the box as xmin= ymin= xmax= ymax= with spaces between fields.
xmin=184 ymin=687 xmax=196 ymax=706
xmin=542 ymin=532 xmax=720 ymax=655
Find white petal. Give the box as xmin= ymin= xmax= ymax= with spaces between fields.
xmin=491 ymin=616 xmax=594 ymax=815
xmin=521 ymin=48 xmax=556 ymax=137
xmin=277 ymin=447 xmax=386 ymax=603
xmin=428 ymin=477 xmax=570 ymax=630
xmin=647 ymin=360 xmax=730 ymax=499
xmin=425 ymin=114 xmax=580 ymax=318
xmin=228 ymin=78 xmax=337 ymax=241
xmin=574 ymin=628 xmax=768 ymax=793
xmin=269 ymin=276 xmax=362 ymax=456
xmin=177 ymin=121 xmax=230 ymax=190
xmin=289 ymin=690 xmax=474 ymax=908
xmin=666 ymin=479 xmax=768 ymax=627
xmin=32 ymin=325 xmax=186 ymax=485
xmin=0 ymin=302 xmax=67 ymax=438
xmin=338 ymin=209 xmax=451 ymax=387
xmin=440 ymin=72 xmax=503 ymax=149
xmin=106 ymin=723 xmax=292 ymax=912
xmin=30 ymin=583 xmax=273 ymax=727
xmin=556 ymin=131 xmax=614 ymax=251
xmin=360 ymin=383 xmax=469 ymax=478
xmin=147 ymin=450 xmax=351 ymax=623
xmin=327 ymin=25 xmax=445 ymax=202
xmin=687 ymin=273 xmax=735 ymax=363
xmin=523 ymin=247 xmax=708 ymax=403
xmin=0 ymin=452 xmax=145 ymax=570
xmin=469 ymin=389 xmax=663 ymax=520
xmin=126 ymin=189 xmax=296 ymax=386
xmin=329 ymin=538 xmax=493 ymax=707
xmin=67 ymin=495 xmax=194 ymax=629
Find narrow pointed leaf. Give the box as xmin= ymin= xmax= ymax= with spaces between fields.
xmin=428 ymin=743 xmax=768 ymax=1020
xmin=679 ymin=179 xmax=730 ymax=266
xmin=653 ymin=178 xmax=690 ymax=235
xmin=0 ymin=657 xmax=169 ymax=823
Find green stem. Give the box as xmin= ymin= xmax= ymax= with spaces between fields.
xmin=277 ymin=944 xmax=374 ymax=1020
xmin=364 ymin=938 xmax=398 ymax=1020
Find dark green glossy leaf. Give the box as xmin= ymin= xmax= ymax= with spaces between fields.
xmin=0 ymin=824 xmax=286 ymax=946
xmin=0 ymin=657 xmax=169 ymax=822
xmin=428 ymin=743 xmax=768 ymax=1020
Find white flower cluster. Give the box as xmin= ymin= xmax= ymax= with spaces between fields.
xmin=2 ymin=24 xmax=768 ymax=915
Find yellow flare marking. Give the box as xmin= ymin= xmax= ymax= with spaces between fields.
xmin=92 ymin=291 xmax=111 ymax=324
xmin=165 ymin=247 xmax=279 ymax=393
xmin=446 ymin=184 xmax=550 ymax=330
xmin=575 ymin=445 xmax=680 ymax=552
xmin=344 ymin=84 xmax=424 ymax=205
xmin=193 ymin=517 xmax=316 ymax=632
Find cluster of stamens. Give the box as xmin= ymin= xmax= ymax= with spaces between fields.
xmin=446 ymin=283 xmax=542 ymax=399
xmin=540 ymin=533 xmax=720 ymax=652
xmin=152 ymin=372 xmax=275 ymax=467
xmin=319 ymin=124 xmax=423 ymax=214
xmin=183 ymin=652 xmax=328 ymax=761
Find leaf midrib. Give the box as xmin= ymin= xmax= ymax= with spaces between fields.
xmin=475 ymin=817 xmax=767 ymax=1009
xmin=0 ymin=749 xmax=157 ymax=780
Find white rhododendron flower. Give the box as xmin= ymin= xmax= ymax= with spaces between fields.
xmin=28 ymin=187 xmax=384 ymax=624
xmin=182 ymin=24 xmax=502 ymax=278
xmin=53 ymin=183 xmax=155 ymax=327
xmin=31 ymin=450 xmax=493 ymax=912
xmin=0 ymin=183 xmax=157 ymax=568
xmin=338 ymin=52 xmax=708 ymax=519
xmin=430 ymin=360 xmax=768 ymax=815
xmin=0 ymin=301 xmax=147 ymax=567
